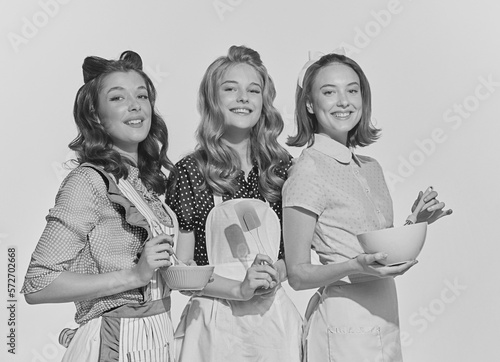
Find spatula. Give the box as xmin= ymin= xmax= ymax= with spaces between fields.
xmin=233 ymin=201 xmax=268 ymax=256
xmin=224 ymin=223 xmax=250 ymax=268
xmin=243 ymin=212 xmax=267 ymax=255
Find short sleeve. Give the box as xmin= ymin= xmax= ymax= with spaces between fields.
xmin=274 ymin=153 xmax=293 ymax=181
xmin=282 ymin=155 xmax=326 ymax=216
xmin=166 ymin=157 xmax=203 ymax=232
xmin=21 ymin=167 xmax=105 ymax=294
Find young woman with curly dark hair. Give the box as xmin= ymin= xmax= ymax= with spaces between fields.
xmin=22 ymin=50 xmax=178 ymax=362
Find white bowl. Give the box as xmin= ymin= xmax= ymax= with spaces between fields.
xmin=356 ymin=223 xmax=427 ymax=266
xmin=161 ymin=265 xmax=214 ymax=290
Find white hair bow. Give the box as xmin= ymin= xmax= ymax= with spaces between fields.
xmin=297 ymin=47 xmax=347 ymax=88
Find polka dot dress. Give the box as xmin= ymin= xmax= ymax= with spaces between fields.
xmin=166 ymin=156 xmax=291 ymax=265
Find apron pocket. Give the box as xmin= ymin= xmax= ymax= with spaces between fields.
xmin=327 ymin=326 xmax=383 ymax=362
xmin=127 ymin=345 xmax=170 ymax=362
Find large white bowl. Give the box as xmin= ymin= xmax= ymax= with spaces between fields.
xmin=161 ymin=265 xmax=214 ymax=290
xmin=356 ymin=223 xmax=427 ymax=266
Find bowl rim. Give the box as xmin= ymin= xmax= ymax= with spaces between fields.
xmin=166 ymin=265 xmax=215 ymax=271
xmin=356 ymin=222 xmax=427 ymax=237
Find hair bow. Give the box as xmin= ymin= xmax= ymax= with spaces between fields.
xmin=297 ymin=47 xmax=347 ymax=88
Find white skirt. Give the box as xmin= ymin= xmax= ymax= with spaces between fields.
xmin=304 ymin=277 xmax=402 ymax=362
xmin=175 ymin=285 xmax=303 ymax=362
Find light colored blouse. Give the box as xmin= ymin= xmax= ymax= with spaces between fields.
xmin=282 ymin=134 xmax=393 ymax=284
xmin=22 ymin=164 xmax=174 ymax=324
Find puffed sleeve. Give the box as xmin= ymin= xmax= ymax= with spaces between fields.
xmin=166 ymin=156 xmax=203 ymax=232
xmin=21 ymin=167 xmax=105 ymax=294
xmin=282 ymin=155 xmax=327 ymax=216
xmin=274 ymin=153 xmax=293 ymax=182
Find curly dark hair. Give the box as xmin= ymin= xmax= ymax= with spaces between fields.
xmin=69 ymin=50 xmax=174 ymax=194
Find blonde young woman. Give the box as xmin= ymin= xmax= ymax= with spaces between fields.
xmin=167 ymin=45 xmax=302 ymax=361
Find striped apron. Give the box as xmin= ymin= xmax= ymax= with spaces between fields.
xmin=60 ymin=177 xmax=178 ymax=362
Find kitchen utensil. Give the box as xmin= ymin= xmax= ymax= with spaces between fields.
xmin=224 ymin=223 xmax=250 ymax=268
xmin=406 ymin=186 xmax=435 ymax=225
xmin=357 ymin=222 xmax=427 ymax=266
xmin=162 ymin=265 xmax=214 ymax=290
xmin=233 ymin=202 xmax=267 ymax=254
xmin=151 ymin=220 xmax=185 ymax=266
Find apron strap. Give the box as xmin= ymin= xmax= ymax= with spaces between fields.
xmin=213 ymin=194 xmax=223 ymax=206
xmin=116 ymin=178 xmax=178 ymax=301
xmin=213 ymin=194 xmax=271 ymax=207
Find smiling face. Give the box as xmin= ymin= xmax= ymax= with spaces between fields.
xmin=218 ymin=63 xmax=263 ymax=140
xmin=97 ymin=71 xmax=152 ymax=159
xmin=307 ymin=63 xmax=363 ymax=145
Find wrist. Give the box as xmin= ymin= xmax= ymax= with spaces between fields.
xmin=236 ymin=283 xmax=249 ymax=301
xmin=274 ymin=259 xmax=287 ymax=282
xmin=128 ymin=265 xmax=149 ymax=289
xmin=347 ymin=257 xmax=362 ymax=274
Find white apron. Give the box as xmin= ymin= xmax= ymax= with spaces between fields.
xmin=175 ymin=198 xmax=303 ymax=362
xmin=304 ymin=277 xmax=402 ymax=362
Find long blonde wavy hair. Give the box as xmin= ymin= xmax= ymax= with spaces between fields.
xmin=192 ymin=45 xmax=289 ymax=203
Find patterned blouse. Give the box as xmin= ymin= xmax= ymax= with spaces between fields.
xmin=166 ymin=155 xmax=292 ymax=265
xmin=21 ymin=164 xmax=174 ymax=324
xmin=282 ymin=133 xmax=394 ymax=284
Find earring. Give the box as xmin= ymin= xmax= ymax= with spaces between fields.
xmin=306 ymin=102 xmax=314 ymax=114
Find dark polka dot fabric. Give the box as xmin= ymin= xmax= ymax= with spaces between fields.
xmin=166 ymin=156 xmax=292 ymax=265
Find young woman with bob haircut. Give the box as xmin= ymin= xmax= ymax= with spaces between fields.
xmin=283 ymin=52 xmax=452 ymax=361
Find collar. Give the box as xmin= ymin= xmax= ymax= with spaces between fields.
xmin=236 ymin=159 xmax=259 ymax=178
xmin=310 ymin=133 xmax=359 ymax=164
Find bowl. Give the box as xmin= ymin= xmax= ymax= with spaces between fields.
xmin=161 ymin=265 xmax=214 ymax=290
xmin=356 ymin=223 xmax=427 ymax=266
